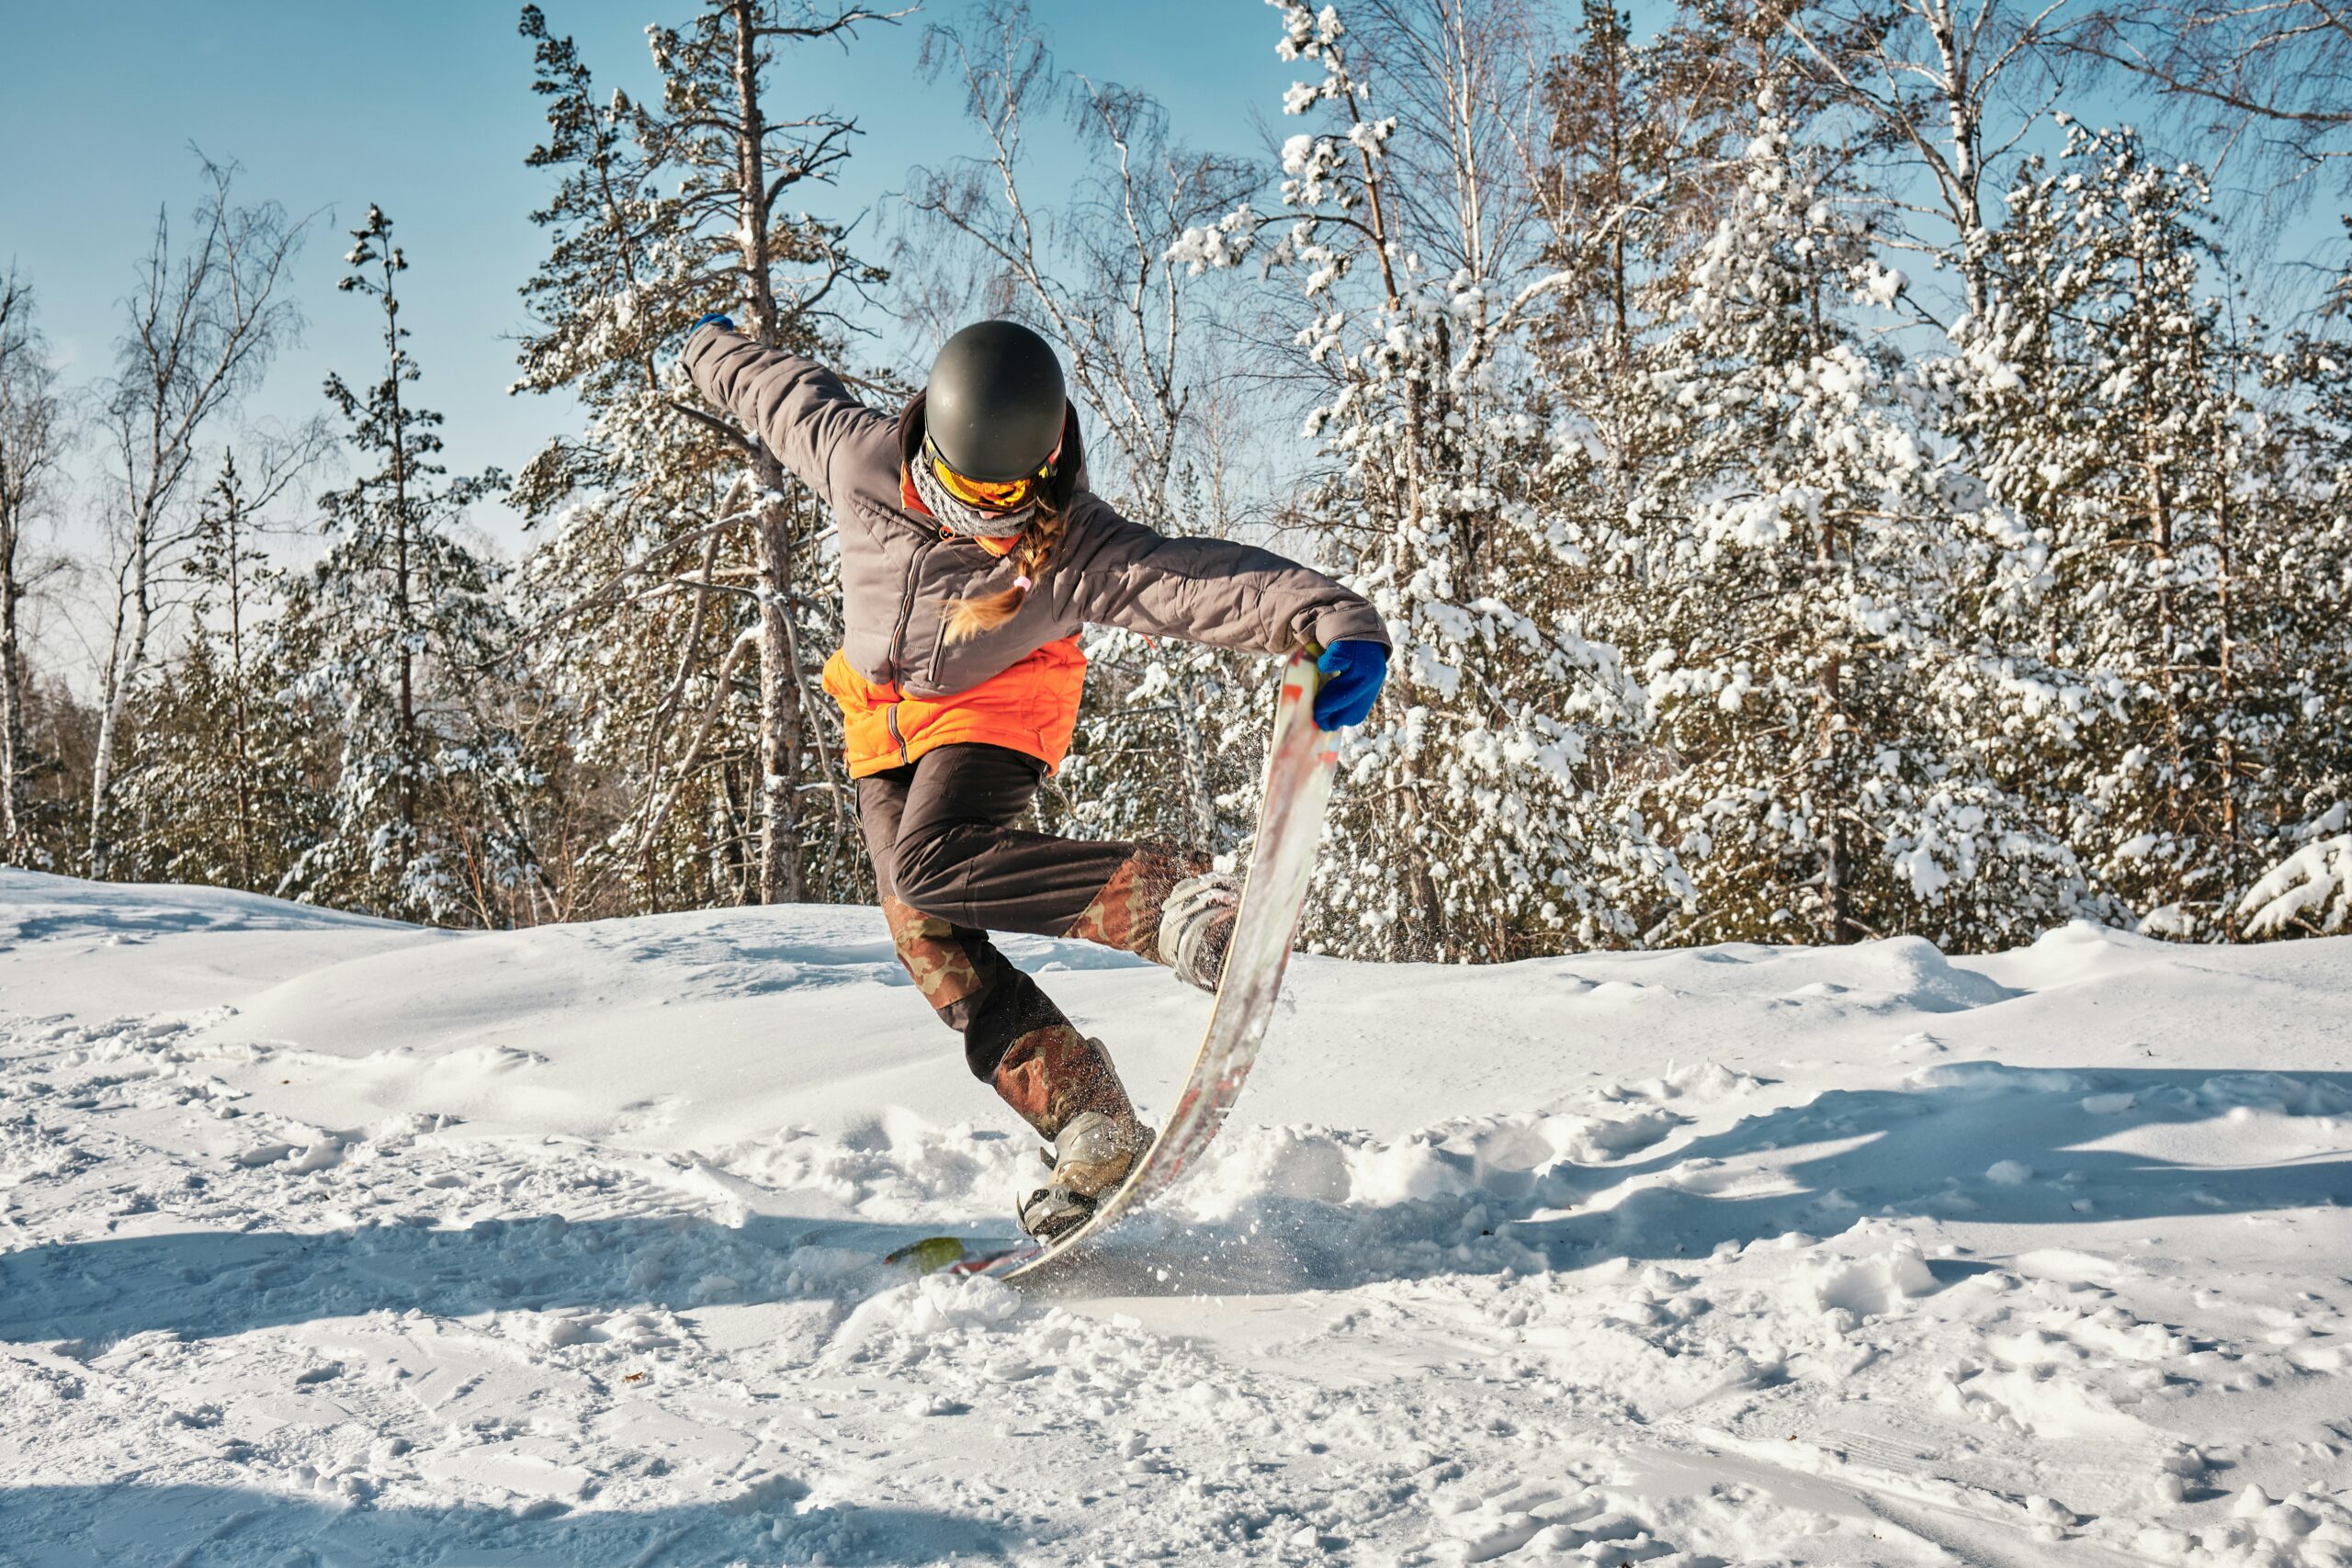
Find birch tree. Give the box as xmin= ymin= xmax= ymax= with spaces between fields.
xmin=2066 ymin=0 xmax=2352 ymax=210
xmin=87 ymin=159 xmax=306 ymax=878
xmin=1781 ymin=0 xmax=2077 ymax=321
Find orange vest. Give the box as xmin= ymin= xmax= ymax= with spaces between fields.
xmin=820 ymin=470 xmax=1089 ymax=778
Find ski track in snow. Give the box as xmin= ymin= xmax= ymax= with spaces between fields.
xmin=1 ymin=870 xmax=2348 ymax=1566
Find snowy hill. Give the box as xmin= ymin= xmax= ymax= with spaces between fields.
xmin=2 ymin=868 xmax=2348 ymax=1566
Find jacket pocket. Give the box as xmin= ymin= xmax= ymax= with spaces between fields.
xmin=823 ymin=648 xmax=905 ymax=776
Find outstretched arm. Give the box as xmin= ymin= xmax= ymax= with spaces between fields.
xmin=1055 ymin=504 xmax=1389 ymax=660
xmin=683 ymin=321 xmax=884 ymax=505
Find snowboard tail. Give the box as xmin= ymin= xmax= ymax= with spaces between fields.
xmin=961 ymin=649 xmax=1340 ymax=1280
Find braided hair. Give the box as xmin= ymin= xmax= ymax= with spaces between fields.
xmin=943 ymin=490 xmax=1067 ymax=643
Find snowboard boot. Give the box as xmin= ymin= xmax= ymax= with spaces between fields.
xmin=992 ymin=1026 xmax=1148 ymax=1241
xmin=1018 ymin=1111 xmax=1153 ymax=1240
xmin=1158 ymin=870 xmax=1240 ymax=993
xmin=1065 ymin=846 xmax=1238 ymax=994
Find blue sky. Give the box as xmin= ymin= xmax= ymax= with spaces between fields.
xmin=4 ymin=0 xmax=2342 ymax=558
xmin=0 ymin=0 xmax=1302 ymax=546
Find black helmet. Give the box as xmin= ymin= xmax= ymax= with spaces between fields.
xmin=923 ymin=320 xmax=1067 ymax=482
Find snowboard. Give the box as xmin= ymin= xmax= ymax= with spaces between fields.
xmin=944 ymin=648 xmax=1340 ymax=1281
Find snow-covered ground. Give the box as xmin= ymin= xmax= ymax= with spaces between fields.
xmin=2 ymin=868 xmax=2348 ymax=1567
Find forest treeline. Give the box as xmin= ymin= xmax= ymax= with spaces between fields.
xmin=3 ymin=0 xmax=2350 ymax=957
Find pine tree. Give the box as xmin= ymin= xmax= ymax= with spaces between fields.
xmin=277 ymin=206 xmax=532 ymax=923
xmin=1176 ymin=0 xmax=1690 ymax=959
xmin=512 ymin=1 xmax=892 ymax=914
xmin=2238 ymin=810 xmax=2352 ymax=935
xmin=117 ymin=453 xmax=329 ymax=890
xmin=2229 ymin=236 xmax=2352 ymax=937
xmin=0 ymin=268 xmax=67 ymax=861
xmin=1533 ymin=0 xmax=1694 ymax=529
xmin=1944 ymin=122 xmax=2317 ymax=937
xmin=1624 ymin=85 xmax=2085 ymax=947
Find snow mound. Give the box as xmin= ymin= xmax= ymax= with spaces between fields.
xmin=1773 ymin=932 xmax=2024 ymax=1012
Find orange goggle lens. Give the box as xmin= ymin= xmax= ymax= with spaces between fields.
xmin=927 ymin=442 xmax=1051 ymax=511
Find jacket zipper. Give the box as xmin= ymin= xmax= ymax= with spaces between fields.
xmin=879 ymin=534 xmax=935 ymax=771
xmin=925 ymin=532 xmax=999 ymax=688
xmin=887 ymin=535 xmax=938 ymax=683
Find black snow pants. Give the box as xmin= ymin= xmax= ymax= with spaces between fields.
xmin=854 ymin=743 xmax=1205 ymax=1094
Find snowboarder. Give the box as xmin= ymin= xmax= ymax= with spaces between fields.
xmin=682 ymin=314 xmax=1389 ymax=1238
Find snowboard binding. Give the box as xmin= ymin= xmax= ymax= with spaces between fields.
xmin=1017 ymin=1183 xmax=1095 ymax=1241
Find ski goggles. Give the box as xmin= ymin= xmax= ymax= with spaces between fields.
xmin=924 ymin=435 xmax=1054 ymax=513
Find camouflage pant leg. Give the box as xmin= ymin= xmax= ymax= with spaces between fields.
xmin=858 ymin=753 xmax=1160 ymax=1133
xmin=879 ymin=895 xmax=1067 ymax=1077
xmin=1059 ymin=843 xmax=1213 ymax=963
xmin=990 ymin=1018 xmax=1135 ymax=1142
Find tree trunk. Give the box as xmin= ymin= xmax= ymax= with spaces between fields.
xmin=724 ymin=0 xmax=808 ymax=907
xmin=225 ymin=499 xmax=255 ymax=889
xmin=1815 ymin=648 xmax=1847 ymax=944
xmin=752 ymin=480 xmax=805 ymax=905
xmin=385 ymin=260 xmax=418 ymax=875
xmin=1174 ymin=672 xmax=1217 ymax=846
xmin=0 ymin=554 xmax=23 ymax=853
xmin=1928 ymin=0 xmax=1992 ymax=322
xmin=2211 ymin=402 xmax=2242 ymax=938
xmin=88 ymin=519 xmax=155 ymax=879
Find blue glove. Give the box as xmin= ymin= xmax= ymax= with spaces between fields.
xmin=691 ymin=311 xmax=734 ymax=335
xmin=1313 ymin=639 xmax=1388 ymax=729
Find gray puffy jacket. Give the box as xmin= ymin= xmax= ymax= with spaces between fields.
xmin=684 ymin=326 xmax=1388 ymax=702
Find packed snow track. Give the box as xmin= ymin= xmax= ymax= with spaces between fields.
xmin=1 ymin=869 xmax=2347 ymax=1565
